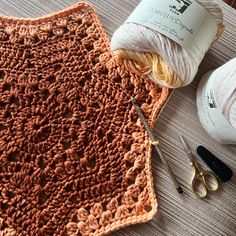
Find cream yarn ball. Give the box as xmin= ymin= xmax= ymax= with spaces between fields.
xmin=212 ymin=58 xmax=236 ymax=129
xmin=111 ymin=0 xmax=224 ymax=88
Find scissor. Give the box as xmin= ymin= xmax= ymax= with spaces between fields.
xmin=179 ymin=135 xmax=219 ymax=198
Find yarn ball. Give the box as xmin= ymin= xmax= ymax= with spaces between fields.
xmin=212 ymin=58 xmax=236 ymax=129
xmin=111 ymin=0 xmax=224 ymax=88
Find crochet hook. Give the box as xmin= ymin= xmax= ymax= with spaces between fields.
xmin=131 ymin=97 xmax=183 ymax=194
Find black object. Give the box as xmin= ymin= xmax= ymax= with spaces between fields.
xmin=177 ymin=187 xmax=184 ymax=194
xmin=197 ymin=146 xmax=233 ymax=182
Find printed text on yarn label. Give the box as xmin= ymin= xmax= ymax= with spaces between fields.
xmin=126 ymin=0 xmax=218 ymax=62
xmin=197 ymin=71 xmax=236 ymax=144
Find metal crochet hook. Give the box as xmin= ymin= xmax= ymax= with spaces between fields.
xmin=131 ymin=97 xmax=183 ymax=194
xmin=179 ymin=134 xmax=218 ymax=198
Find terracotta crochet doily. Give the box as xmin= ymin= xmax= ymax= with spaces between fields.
xmin=0 ymin=2 xmax=169 ymax=236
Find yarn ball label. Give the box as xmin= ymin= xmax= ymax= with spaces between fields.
xmin=197 ymin=71 xmax=236 ymax=144
xmin=126 ymin=0 xmax=218 ymax=61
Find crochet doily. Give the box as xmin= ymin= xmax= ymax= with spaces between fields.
xmin=0 ymin=2 xmax=169 ymax=236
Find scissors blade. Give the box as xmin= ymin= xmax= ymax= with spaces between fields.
xmin=179 ymin=134 xmax=194 ymax=162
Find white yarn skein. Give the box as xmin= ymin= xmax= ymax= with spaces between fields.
xmin=212 ymin=58 xmax=236 ymax=129
xmin=111 ymin=0 xmax=224 ymax=88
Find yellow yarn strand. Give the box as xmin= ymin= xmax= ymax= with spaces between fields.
xmin=113 ymin=49 xmax=182 ymax=88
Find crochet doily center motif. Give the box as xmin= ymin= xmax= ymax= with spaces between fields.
xmin=0 ymin=3 xmax=169 ymax=236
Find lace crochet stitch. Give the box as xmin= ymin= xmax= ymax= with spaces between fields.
xmin=0 ymin=3 xmax=169 ymax=235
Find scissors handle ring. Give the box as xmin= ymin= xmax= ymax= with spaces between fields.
xmin=201 ymin=170 xmax=219 ymax=192
xmin=191 ymin=166 xmax=208 ymax=198
xmin=191 ymin=163 xmax=219 ymax=198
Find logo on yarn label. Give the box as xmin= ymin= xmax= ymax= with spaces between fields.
xmin=169 ymin=0 xmax=192 ymax=15
xmin=197 ymin=71 xmax=236 ymax=144
xmin=126 ymin=0 xmax=218 ymax=61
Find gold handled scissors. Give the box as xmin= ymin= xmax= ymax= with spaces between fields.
xmin=179 ymin=135 xmax=219 ymax=198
